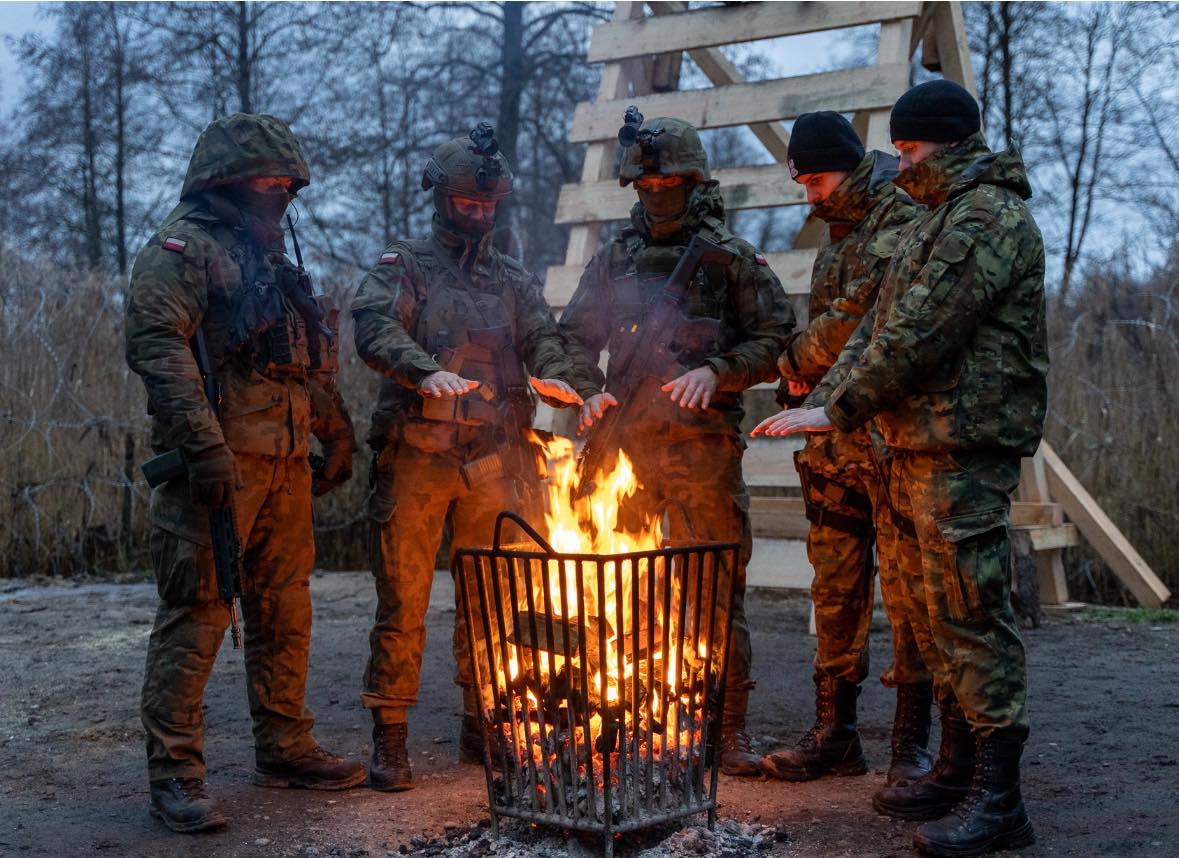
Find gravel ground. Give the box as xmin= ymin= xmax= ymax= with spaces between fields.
xmin=1 ymin=570 xmax=1177 ymax=857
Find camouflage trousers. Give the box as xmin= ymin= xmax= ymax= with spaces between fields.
xmin=362 ymin=440 xmax=539 ymax=723
xmin=886 ymin=450 xmax=1028 ymax=735
xmin=141 ymin=454 xmax=318 ymax=782
xmin=797 ymin=430 xmax=929 ymax=688
xmin=620 ymin=433 xmax=754 ymax=706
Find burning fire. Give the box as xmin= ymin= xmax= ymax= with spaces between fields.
xmin=479 ymin=434 xmax=717 ymax=816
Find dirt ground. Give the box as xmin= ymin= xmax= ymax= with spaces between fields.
xmin=2 ymin=570 xmax=1177 ymax=858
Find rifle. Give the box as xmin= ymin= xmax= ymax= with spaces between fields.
xmin=140 ymin=329 xmax=244 ymax=649
xmin=575 ymin=234 xmax=735 ymax=497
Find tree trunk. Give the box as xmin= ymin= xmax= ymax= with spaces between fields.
xmin=494 ymin=1 xmax=524 ymax=256
xmin=77 ymin=13 xmax=103 ymax=269
xmin=109 ymin=5 xmax=128 ymax=274
xmin=236 ymin=1 xmax=252 ymax=112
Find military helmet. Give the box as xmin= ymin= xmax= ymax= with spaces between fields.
xmin=422 ymin=122 xmax=513 ymax=200
xmin=181 ymin=113 xmax=310 ymax=199
xmin=617 ymin=110 xmax=710 ymax=187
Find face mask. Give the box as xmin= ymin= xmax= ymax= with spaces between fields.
xmin=893 ymin=157 xmax=949 ymax=206
xmin=228 ymin=186 xmax=293 ymax=225
xmin=435 ymin=189 xmax=497 ymax=236
xmin=637 ymin=185 xmax=689 ymax=224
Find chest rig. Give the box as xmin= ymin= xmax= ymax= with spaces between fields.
xmin=203 ymin=219 xmax=321 ymax=379
xmin=410 ymin=240 xmax=531 ymax=431
xmin=605 ymin=228 xmax=726 ymax=393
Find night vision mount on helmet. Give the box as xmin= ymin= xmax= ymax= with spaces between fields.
xmin=422 ymin=122 xmax=514 ymax=201
xmin=617 ymin=106 xmax=710 ymax=187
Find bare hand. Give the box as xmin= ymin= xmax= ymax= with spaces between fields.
xmin=578 ymin=392 xmax=619 ymax=435
xmin=661 ymin=366 xmax=718 ymax=410
xmin=418 ymin=371 xmax=479 ymax=399
xmin=530 ymin=376 xmax=584 ymax=407
xmin=751 ymin=406 xmax=834 ymax=437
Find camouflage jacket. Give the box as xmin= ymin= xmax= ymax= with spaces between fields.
xmin=781 ymin=151 xmax=921 ymax=389
xmin=822 ymin=133 xmax=1048 ymax=456
xmin=125 ymin=115 xmax=350 ymax=463
xmin=352 ymin=219 xmax=575 ymax=451
xmin=561 ymin=182 xmax=794 ymax=435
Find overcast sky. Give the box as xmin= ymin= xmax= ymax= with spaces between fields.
xmin=0 ymin=2 xmax=47 ymax=109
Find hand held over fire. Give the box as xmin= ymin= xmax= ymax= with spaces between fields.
xmin=529 ymin=376 xmax=583 ymax=407
xmin=751 ymin=406 xmax=833 ymax=437
xmin=661 ymin=366 xmax=718 ymax=410
xmin=418 ymin=370 xmax=479 ymax=399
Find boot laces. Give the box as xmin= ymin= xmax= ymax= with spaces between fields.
xmin=948 ymin=742 xmax=994 ymax=822
xmin=374 ymin=725 xmax=410 ymax=767
xmin=721 ymin=726 xmax=754 ymax=754
xmin=170 ymin=777 xmax=208 ymax=800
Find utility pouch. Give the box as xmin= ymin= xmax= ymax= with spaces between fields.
xmin=461 ymin=451 xmax=505 ymax=490
xmin=142 ymin=448 xmax=187 ymax=488
xmin=421 ymin=395 xmax=485 ymax=426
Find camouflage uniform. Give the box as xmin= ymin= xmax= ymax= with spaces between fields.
xmin=823 ymin=133 xmax=1048 ymax=735
xmin=780 ymin=151 xmax=928 ymax=690
xmin=560 ymin=131 xmax=795 ymax=729
xmin=352 ymin=222 xmax=575 ymax=724
xmin=127 ymin=114 xmax=356 ymax=784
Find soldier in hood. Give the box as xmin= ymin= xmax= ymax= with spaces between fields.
xmin=351 ymin=124 xmax=582 ymax=791
xmin=754 ymin=112 xmax=933 ymax=789
xmin=761 ymin=81 xmax=1047 ymax=857
xmin=560 ymin=111 xmax=795 ymax=776
xmin=126 ymin=113 xmax=365 ymax=833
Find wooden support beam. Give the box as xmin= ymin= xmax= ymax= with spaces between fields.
xmin=647 ymin=0 xmax=793 ymax=163
xmin=928 ymin=1 xmax=977 ymax=95
xmin=1018 ymin=450 xmax=1069 ymax=603
xmin=1041 ymin=442 xmax=1171 ymax=608
xmin=587 ymin=1 xmax=922 ymax=63
xmin=571 ymin=62 xmax=911 ymax=143
xmin=555 ymin=164 xmax=803 ymax=226
xmin=545 ymin=248 xmax=817 ymax=310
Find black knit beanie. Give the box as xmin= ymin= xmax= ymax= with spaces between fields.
xmin=787 ymin=111 xmax=865 ymax=179
xmin=890 ymin=80 xmax=981 ymax=143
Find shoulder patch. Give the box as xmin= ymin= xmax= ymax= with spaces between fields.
xmin=162 ymin=237 xmax=187 ymax=254
xmin=754 ymin=253 xmax=768 ymax=266
xmin=379 ymin=251 xmax=401 ymax=265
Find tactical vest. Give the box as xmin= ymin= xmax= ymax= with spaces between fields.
xmin=395 ymin=238 xmax=534 ymax=453
xmin=604 ymin=225 xmax=725 ymax=395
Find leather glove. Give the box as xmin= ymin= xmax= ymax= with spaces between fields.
xmin=312 ymin=439 xmax=354 ymax=497
xmin=188 ymin=445 xmax=237 ymax=508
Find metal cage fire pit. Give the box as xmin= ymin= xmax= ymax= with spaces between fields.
xmin=454 ymin=512 xmax=738 ymax=857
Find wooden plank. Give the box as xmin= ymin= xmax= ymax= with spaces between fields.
xmin=1017 ymin=450 xmax=1069 ymax=603
xmin=1041 ymin=442 xmax=1171 ymax=608
xmin=930 ymin=1 xmax=978 ymax=96
xmin=544 ymin=248 xmax=817 ymax=309
xmin=570 ymin=62 xmax=912 ymax=143
xmin=587 ymin=1 xmax=922 ymax=63
xmin=1025 ymin=524 xmax=1081 ymax=553
xmin=647 ymin=0 xmax=792 ymax=163
xmin=555 ymin=165 xmax=805 ymax=225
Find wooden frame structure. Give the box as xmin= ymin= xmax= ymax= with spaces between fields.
xmin=549 ymin=1 xmax=1170 ymax=608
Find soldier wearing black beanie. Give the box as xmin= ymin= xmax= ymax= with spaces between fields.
xmin=890 ymin=79 xmax=981 ymax=143
xmin=788 ymin=111 xmax=865 ymax=178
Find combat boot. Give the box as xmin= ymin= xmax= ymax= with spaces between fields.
xmin=887 ymin=681 xmax=935 ymax=787
xmin=718 ymin=686 xmax=761 ymax=776
xmin=873 ymin=707 xmax=974 ymax=820
xmin=913 ymin=730 xmax=1034 ymax=857
xmin=760 ymin=674 xmax=866 ymax=781
xmin=149 ymin=778 xmax=227 ymax=833
xmin=254 ymin=743 xmax=367 ymax=790
xmin=370 ymin=723 xmax=413 ymax=792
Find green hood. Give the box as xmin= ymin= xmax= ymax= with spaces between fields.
xmin=180 ymin=113 xmax=310 ymax=200
xmin=628 ymin=179 xmax=726 ymax=238
xmin=948 ymin=138 xmax=1033 ymax=202
xmin=894 ymin=132 xmax=1032 ymax=207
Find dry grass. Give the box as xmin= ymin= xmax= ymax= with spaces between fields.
xmin=1 ymin=248 xmax=1175 ymax=605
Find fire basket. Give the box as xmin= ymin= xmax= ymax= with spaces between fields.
xmin=454 ymin=511 xmax=738 ymax=858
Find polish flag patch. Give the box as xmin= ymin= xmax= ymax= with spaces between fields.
xmin=162 ymin=237 xmax=187 ymax=254
xmin=754 ymin=253 xmax=768 ymax=266
xmin=379 ymin=251 xmax=400 ymax=265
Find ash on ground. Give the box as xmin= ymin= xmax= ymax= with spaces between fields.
xmin=392 ymin=816 xmax=785 ymax=857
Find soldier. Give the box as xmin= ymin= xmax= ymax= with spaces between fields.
xmin=762 ymin=81 xmax=1046 ymax=857
xmin=753 ymin=112 xmax=933 ymax=787
xmin=560 ymin=111 xmax=795 ymax=776
xmin=351 ymin=124 xmax=582 ymax=792
xmin=126 ymin=113 xmax=366 ymax=833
